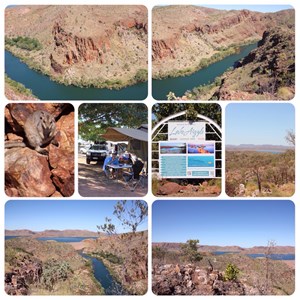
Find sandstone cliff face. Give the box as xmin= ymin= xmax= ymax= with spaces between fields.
xmin=5 ymin=103 xmax=74 ymax=197
xmin=152 ymin=6 xmax=294 ymax=77
xmin=213 ymin=28 xmax=295 ymax=100
xmin=5 ymin=5 xmax=148 ymax=88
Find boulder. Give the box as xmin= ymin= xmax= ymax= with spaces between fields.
xmin=157 ymin=182 xmax=182 ymax=195
xmin=5 ymin=103 xmax=74 ymax=197
xmin=5 ymin=147 xmax=56 ymax=197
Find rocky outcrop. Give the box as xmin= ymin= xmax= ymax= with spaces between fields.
xmin=51 ymin=22 xmax=105 ymax=71
xmin=214 ymin=28 xmax=295 ymax=100
xmin=5 ymin=103 xmax=74 ymax=197
xmin=152 ymin=38 xmax=177 ymax=60
xmin=156 ymin=181 xmax=220 ymax=196
xmin=152 ymin=264 xmax=253 ymax=295
xmin=5 ymin=255 xmax=42 ymax=295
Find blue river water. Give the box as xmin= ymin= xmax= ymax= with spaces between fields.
xmin=5 ymin=50 xmax=148 ymax=100
xmin=152 ymin=42 xmax=258 ymax=100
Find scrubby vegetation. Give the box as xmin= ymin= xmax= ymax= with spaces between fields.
xmin=226 ymin=150 xmax=295 ymax=197
xmin=5 ymin=238 xmax=104 ymax=295
xmin=5 ymin=74 xmax=36 ymax=98
xmin=5 ymin=36 xmax=42 ymax=51
xmin=152 ymin=243 xmax=295 ymax=295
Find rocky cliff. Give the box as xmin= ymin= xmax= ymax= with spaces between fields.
xmin=5 ymin=103 xmax=74 ymax=197
xmin=152 ymin=6 xmax=294 ymax=78
xmin=5 ymin=5 xmax=147 ymax=89
xmin=212 ymin=28 xmax=295 ymax=100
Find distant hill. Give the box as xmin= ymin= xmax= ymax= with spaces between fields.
xmin=5 ymin=229 xmax=99 ymax=237
xmin=226 ymin=144 xmax=293 ymax=152
xmin=153 ymin=242 xmax=294 ymax=254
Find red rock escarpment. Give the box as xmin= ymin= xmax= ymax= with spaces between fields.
xmin=51 ymin=22 xmax=108 ymax=71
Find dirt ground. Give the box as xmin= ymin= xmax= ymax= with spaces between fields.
xmin=78 ymin=155 xmax=147 ymax=197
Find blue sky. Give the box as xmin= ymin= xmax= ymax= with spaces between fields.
xmin=226 ymin=103 xmax=295 ymax=146
xmin=200 ymin=5 xmax=293 ymax=13
xmin=152 ymin=200 xmax=294 ymax=247
xmin=5 ymin=200 xmax=148 ymax=233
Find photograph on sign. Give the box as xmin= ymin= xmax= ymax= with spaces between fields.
xmin=168 ymin=121 xmax=205 ymax=141
xmin=187 ymin=142 xmax=215 ymax=154
xmin=188 ymin=156 xmax=215 ymax=168
xmin=160 ymin=142 xmax=186 ymax=154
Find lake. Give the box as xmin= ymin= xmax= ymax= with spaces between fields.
xmin=213 ymin=251 xmax=295 ymax=260
xmin=152 ymin=42 xmax=258 ymax=100
xmin=5 ymin=236 xmax=97 ymax=242
xmin=5 ymin=50 xmax=148 ymax=100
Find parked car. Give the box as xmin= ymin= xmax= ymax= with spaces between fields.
xmin=86 ymin=144 xmax=109 ymax=164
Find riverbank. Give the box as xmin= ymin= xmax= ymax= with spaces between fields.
xmin=152 ymin=42 xmax=258 ymax=100
xmin=153 ymin=41 xmax=257 ymax=80
xmin=5 ymin=74 xmax=38 ymax=100
xmin=6 ymin=46 xmax=147 ymax=90
xmin=69 ymin=232 xmax=148 ymax=295
xmin=5 ymin=50 xmax=148 ymax=100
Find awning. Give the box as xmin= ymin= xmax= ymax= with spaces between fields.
xmin=101 ymin=127 xmax=148 ymax=142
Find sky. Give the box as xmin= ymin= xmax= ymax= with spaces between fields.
xmin=152 ymin=200 xmax=294 ymax=247
xmin=200 ymin=5 xmax=293 ymax=13
xmin=226 ymin=103 xmax=294 ymax=146
xmin=5 ymin=200 xmax=148 ymax=233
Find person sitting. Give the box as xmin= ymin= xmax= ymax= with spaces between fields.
xmin=103 ymin=152 xmax=118 ymax=178
xmin=119 ymin=151 xmax=132 ymax=165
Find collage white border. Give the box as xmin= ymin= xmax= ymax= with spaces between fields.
xmin=1 ymin=0 xmax=299 ymax=299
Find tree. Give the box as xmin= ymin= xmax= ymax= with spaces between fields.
xmin=98 ymin=200 xmax=148 ymax=234
xmin=180 ymin=239 xmax=202 ymax=263
xmin=285 ymin=130 xmax=295 ymax=146
xmin=96 ymin=200 xmax=148 ymax=294
xmin=79 ymin=104 xmax=148 ymax=141
xmin=152 ymin=103 xmax=221 ymax=127
xmin=153 ymin=246 xmax=167 ymax=264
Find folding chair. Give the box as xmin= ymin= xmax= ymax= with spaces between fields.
xmin=122 ymin=159 xmax=145 ymax=191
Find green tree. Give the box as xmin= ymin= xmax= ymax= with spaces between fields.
xmin=78 ymin=104 xmax=147 ymax=141
xmin=152 ymin=103 xmax=221 ymax=127
xmin=153 ymin=246 xmax=167 ymax=263
xmin=98 ymin=200 xmax=148 ymax=234
xmin=180 ymin=239 xmax=202 ymax=263
xmin=224 ymin=263 xmax=240 ymax=281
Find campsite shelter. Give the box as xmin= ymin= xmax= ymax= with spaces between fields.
xmin=101 ymin=124 xmax=148 ymax=162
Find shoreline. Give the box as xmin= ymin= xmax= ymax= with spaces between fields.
xmin=152 ymin=40 xmax=258 ymax=81
xmin=5 ymin=47 xmax=147 ymax=91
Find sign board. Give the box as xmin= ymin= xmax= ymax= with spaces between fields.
xmin=168 ymin=121 xmax=205 ymax=141
xmin=159 ymin=141 xmax=215 ymax=178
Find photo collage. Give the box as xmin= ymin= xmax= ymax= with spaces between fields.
xmin=2 ymin=1 xmax=298 ymax=298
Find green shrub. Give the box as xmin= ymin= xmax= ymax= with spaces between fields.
xmin=42 ymin=259 xmax=73 ymax=291
xmin=224 ymin=263 xmax=240 ymax=281
xmin=6 ymin=36 xmax=42 ymax=51
xmin=134 ymin=69 xmax=148 ymax=82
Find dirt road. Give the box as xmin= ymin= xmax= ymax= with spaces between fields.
xmin=78 ymin=155 xmax=147 ymax=197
